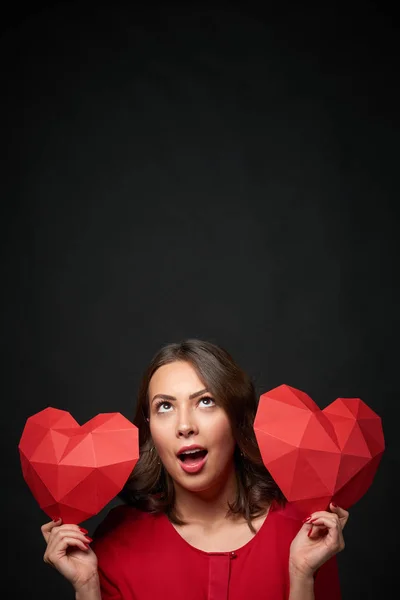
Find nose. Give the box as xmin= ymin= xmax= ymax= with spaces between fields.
xmin=176 ymin=407 xmax=198 ymax=438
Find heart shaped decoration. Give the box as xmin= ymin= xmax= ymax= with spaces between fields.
xmin=19 ymin=407 xmax=139 ymax=524
xmin=254 ymin=385 xmax=385 ymax=517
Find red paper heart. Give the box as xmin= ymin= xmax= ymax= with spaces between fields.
xmin=19 ymin=407 xmax=139 ymax=524
xmin=254 ymin=385 xmax=385 ymax=517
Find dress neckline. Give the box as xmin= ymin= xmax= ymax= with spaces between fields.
xmin=161 ymin=504 xmax=274 ymax=557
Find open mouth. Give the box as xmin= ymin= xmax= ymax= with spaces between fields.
xmin=178 ymin=449 xmax=208 ymax=466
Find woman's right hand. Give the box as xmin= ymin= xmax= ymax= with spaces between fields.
xmin=41 ymin=518 xmax=99 ymax=592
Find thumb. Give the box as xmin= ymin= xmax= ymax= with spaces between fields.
xmin=329 ymin=502 xmax=349 ymax=528
xmin=41 ymin=517 xmax=63 ymax=543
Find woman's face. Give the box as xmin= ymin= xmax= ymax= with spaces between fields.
xmin=148 ymin=360 xmax=236 ymax=494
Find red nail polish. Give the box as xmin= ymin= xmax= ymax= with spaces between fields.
xmin=79 ymin=528 xmax=88 ymax=534
xmin=309 ymin=518 xmax=318 ymax=523
xmin=53 ymin=517 xmax=60 ymax=522
xmin=85 ymin=537 xmax=93 ymax=543
xmin=331 ymin=502 xmax=338 ymax=507
xmin=302 ymin=516 xmax=312 ymax=523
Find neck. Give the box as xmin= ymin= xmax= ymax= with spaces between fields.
xmin=173 ymin=461 xmax=238 ymax=527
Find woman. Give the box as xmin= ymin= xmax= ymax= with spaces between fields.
xmin=41 ymin=339 xmax=348 ymax=599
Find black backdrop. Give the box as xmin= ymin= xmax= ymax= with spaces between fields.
xmin=2 ymin=2 xmax=398 ymax=599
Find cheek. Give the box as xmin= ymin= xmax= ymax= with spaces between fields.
xmin=206 ymin=415 xmax=235 ymax=448
xmin=149 ymin=424 xmax=170 ymax=457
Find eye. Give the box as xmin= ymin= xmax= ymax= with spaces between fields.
xmin=199 ymin=396 xmax=215 ymax=407
xmin=155 ymin=401 xmax=172 ymax=414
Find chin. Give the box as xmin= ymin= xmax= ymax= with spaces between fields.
xmin=174 ymin=469 xmax=209 ymax=487
xmin=180 ymin=480 xmax=215 ymax=494
xmin=177 ymin=468 xmax=231 ymax=494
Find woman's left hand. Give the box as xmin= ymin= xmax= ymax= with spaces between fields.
xmin=289 ymin=502 xmax=349 ymax=580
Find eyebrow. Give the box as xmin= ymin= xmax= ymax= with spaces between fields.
xmin=151 ymin=388 xmax=209 ymax=404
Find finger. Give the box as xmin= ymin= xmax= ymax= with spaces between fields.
xmin=305 ymin=510 xmax=341 ymax=521
xmin=41 ymin=518 xmax=63 ymax=542
xmin=44 ymin=537 xmax=90 ymax=565
xmin=49 ymin=524 xmax=88 ymax=538
xmin=329 ymin=502 xmax=348 ymax=515
xmin=306 ymin=517 xmax=332 ymax=538
xmin=303 ymin=512 xmax=340 ymax=532
xmin=307 ymin=524 xmax=329 ymax=538
xmin=308 ymin=516 xmax=340 ymax=530
xmin=47 ymin=529 xmax=93 ymax=551
xmin=329 ymin=503 xmax=349 ymax=526
xmin=307 ymin=516 xmax=345 ymax=549
xmin=43 ymin=522 xmax=85 ymax=545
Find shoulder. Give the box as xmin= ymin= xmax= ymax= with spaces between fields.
xmin=267 ymin=500 xmax=304 ymax=539
xmin=94 ymin=504 xmax=144 ymax=532
xmin=92 ymin=504 xmax=157 ymax=551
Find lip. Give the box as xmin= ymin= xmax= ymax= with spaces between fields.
xmin=178 ymin=451 xmax=208 ymax=474
xmin=176 ymin=445 xmax=208 ymax=475
xmin=176 ymin=444 xmax=207 ymax=456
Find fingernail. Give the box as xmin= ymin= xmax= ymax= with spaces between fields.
xmin=79 ymin=528 xmax=88 ymax=534
xmin=53 ymin=517 xmax=61 ymax=522
xmin=307 ymin=526 xmax=313 ymax=537
xmin=85 ymin=537 xmax=93 ymax=543
xmin=331 ymin=502 xmax=338 ymax=507
xmin=85 ymin=543 xmax=90 ymax=549
xmin=309 ymin=518 xmax=318 ymax=524
xmin=302 ymin=515 xmax=312 ymax=523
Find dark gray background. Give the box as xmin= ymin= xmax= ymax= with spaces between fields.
xmin=2 ymin=2 xmax=398 ymax=598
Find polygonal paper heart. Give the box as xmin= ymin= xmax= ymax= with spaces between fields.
xmin=19 ymin=407 xmax=139 ymax=524
xmin=254 ymin=385 xmax=385 ymax=518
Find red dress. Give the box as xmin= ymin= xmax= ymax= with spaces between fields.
xmin=92 ymin=502 xmax=341 ymax=600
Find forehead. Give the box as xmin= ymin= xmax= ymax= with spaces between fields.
xmin=149 ymin=361 xmax=205 ymax=395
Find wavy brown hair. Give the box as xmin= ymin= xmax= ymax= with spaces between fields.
xmin=119 ymin=339 xmax=286 ymax=532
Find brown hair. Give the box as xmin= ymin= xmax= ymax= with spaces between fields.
xmin=119 ymin=339 xmax=285 ymax=532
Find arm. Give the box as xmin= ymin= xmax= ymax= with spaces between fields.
xmin=289 ymin=504 xmax=346 ymax=600
xmin=75 ymin=576 xmax=101 ymax=600
xmin=73 ymin=561 xmax=123 ymax=600
xmin=41 ymin=519 xmax=100 ymax=598
xmin=288 ymin=555 xmax=341 ymax=600
xmin=288 ymin=573 xmax=315 ymax=600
